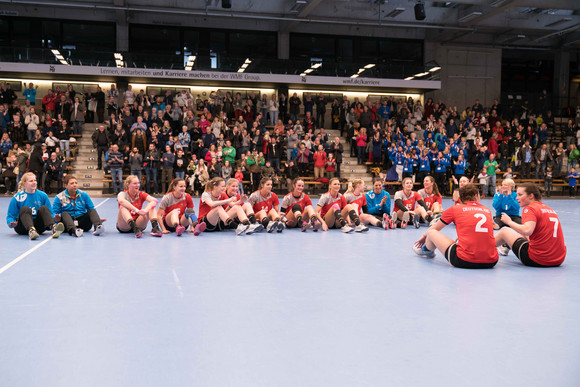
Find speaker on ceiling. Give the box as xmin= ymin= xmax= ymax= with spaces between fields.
xmin=414 ymin=2 xmax=426 ymax=21
xmin=222 ymin=0 xmax=232 ymax=9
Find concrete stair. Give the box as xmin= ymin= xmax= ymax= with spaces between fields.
xmin=326 ymin=129 xmax=374 ymax=187
xmin=70 ymin=124 xmax=106 ymax=194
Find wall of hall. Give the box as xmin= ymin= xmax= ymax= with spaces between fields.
xmin=424 ymin=43 xmax=501 ymax=110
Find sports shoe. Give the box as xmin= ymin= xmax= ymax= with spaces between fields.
xmin=176 ymin=225 xmax=186 ymax=236
xmin=498 ymin=244 xmax=510 ymax=256
xmin=341 ymin=224 xmax=354 ymax=233
xmin=93 ymin=224 xmax=104 ymax=236
xmin=413 ymin=214 xmax=421 ymax=229
xmin=301 ymin=220 xmax=311 ymax=232
xmin=150 ymin=224 xmax=163 ymax=237
xmin=235 ymin=223 xmax=250 ymax=236
xmin=493 ymin=222 xmax=500 ymax=230
xmin=267 ymin=221 xmax=278 ymax=233
xmin=52 ymin=222 xmax=65 ymax=238
xmin=383 ymin=214 xmax=390 ymax=230
xmin=413 ymin=244 xmax=436 ymax=258
xmin=311 ymin=218 xmax=322 ymax=232
xmin=355 ymin=224 xmax=369 ymax=232
xmin=400 ymin=220 xmax=408 ymax=229
xmin=28 ymin=227 xmax=40 ymax=240
xmin=276 ymin=221 xmax=285 ymax=233
xmin=193 ymin=222 xmax=206 ymax=236
xmin=74 ymin=227 xmax=84 ymax=237
xmin=246 ymin=223 xmax=264 ymax=234
xmin=133 ymin=226 xmax=143 ymax=238
xmin=389 ymin=218 xmax=398 ymax=229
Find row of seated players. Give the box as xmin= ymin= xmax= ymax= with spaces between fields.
xmin=6 ymin=172 xmax=566 ymax=269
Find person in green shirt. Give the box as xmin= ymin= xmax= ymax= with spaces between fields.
xmin=567 ymin=143 xmax=579 ymax=172
xmin=223 ymin=140 xmax=236 ymax=164
xmin=483 ymin=153 xmax=499 ymax=197
xmin=247 ymin=149 xmax=265 ymax=191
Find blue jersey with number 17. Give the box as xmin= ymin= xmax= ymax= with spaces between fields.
xmin=6 ymin=190 xmax=53 ymax=226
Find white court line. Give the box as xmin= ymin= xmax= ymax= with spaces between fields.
xmin=172 ymin=269 xmax=184 ymax=298
xmin=0 ymin=198 xmax=110 ymax=276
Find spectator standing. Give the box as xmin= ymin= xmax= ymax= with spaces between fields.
xmin=108 ymin=144 xmax=124 ymax=194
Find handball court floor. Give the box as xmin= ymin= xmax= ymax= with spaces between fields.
xmin=0 ymin=197 xmax=578 ymax=387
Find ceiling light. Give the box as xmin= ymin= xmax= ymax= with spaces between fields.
xmin=350 ymin=74 xmax=359 ymax=78
xmin=429 ymin=66 xmax=441 ymax=72
xmin=458 ymin=11 xmax=482 ymax=23
xmin=300 ymin=73 xmax=306 ymax=76
xmin=489 ymin=0 xmax=513 ymax=7
xmin=358 ymin=69 xmax=365 ymax=74
xmin=545 ymin=18 xmax=572 ymax=28
xmin=386 ymin=7 xmax=405 ymax=18
xmin=311 ymin=63 xmax=322 ymax=69
xmin=51 ymin=49 xmax=60 ymax=55
xmin=304 ymin=69 xmax=314 ymax=74
xmin=244 ymin=58 xmax=252 ymax=64
xmin=404 ymin=76 xmax=414 ymax=80
xmin=238 ymin=69 xmax=245 ymax=73
xmin=536 ymin=24 xmax=580 ymax=42
xmin=364 ymin=64 xmax=375 ymax=69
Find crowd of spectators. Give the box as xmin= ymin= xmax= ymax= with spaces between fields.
xmin=2 ymin=80 xmax=580 ymax=197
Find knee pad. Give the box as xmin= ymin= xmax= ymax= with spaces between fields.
xmin=292 ymin=204 xmax=302 ymax=213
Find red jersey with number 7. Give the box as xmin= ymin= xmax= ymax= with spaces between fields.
xmin=440 ymin=201 xmax=498 ymax=263
xmin=522 ymin=201 xmax=566 ymax=266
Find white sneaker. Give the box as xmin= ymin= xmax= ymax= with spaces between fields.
xmin=246 ymin=223 xmax=264 ymax=234
xmin=341 ymin=224 xmax=354 ymax=233
xmin=93 ymin=224 xmax=104 ymax=236
xmin=413 ymin=244 xmax=436 ymax=258
xmin=266 ymin=221 xmax=278 ymax=233
xmin=52 ymin=222 xmax=65 ymax=239
xmin=355 ymin=224 xmax=369 ymax=232
xmin=235 ymin=223 xmax=250 ymax=235
xmin=498 ymin=245 xmax=510 ymax=256
xmin=276 ymin=221 xmax=285 ymax=233
xmin=74 ymin=227 xmax=84 ymax=237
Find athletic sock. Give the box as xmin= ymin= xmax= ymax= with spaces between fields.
xmin=349 ymin=210 xmax=361 ymax=226
xmin=261 ymin=217 xmax=270 ymax=227
xmin=225 ymin=218 xmax=234 ymax=228
xmin=151 ymin=219 xmax=159 ymax=228
xmin=248 ymin=214 xmax=256 ymax=224
xmin=334 ymin=209 xmax=346 ymax=227
xmin=128 ymin=219 xmax=136 ymax=229
xmin=426 ymin=215 xmax=433 ymax=223
xmin=274 ymin=217 xmax=281 ymax=222
xmin=296 ymin=215 xmax=303 ymax=227
xmin=242 ymin=220 xmax=250 ymax=226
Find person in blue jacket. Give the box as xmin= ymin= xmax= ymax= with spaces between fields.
xmin=365 ymin=177 xmax=391 ymax=223
xmin=492 ymin=178 xmax=520 ymax=228
xmin=6 ymin=172 xmax=65 ymax=240
xmin=52 ymin=175 xmax=105 ymax=237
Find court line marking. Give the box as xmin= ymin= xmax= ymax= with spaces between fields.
xmin=0 ymin=198 xmax=110 ymax=276
xmin=172 ymin=269 xmax=184 ymax=298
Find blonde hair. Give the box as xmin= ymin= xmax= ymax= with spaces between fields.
xmin=124 ymin=175 xmax=140 ymax=190
xmin=18 ymin=172 xmax=36 ymax=192
xmin=503 ymin=178 xmax=515 ymax=189
xmin=346 ymin=179 xmax=363 ymax=194
xmin=205 ymin=177 xmax=224 ymax=192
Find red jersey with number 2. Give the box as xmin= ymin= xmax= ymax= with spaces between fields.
xmin=440 ymin=201 xmax=498 ymax=263
xmin=522 ymin=201 xmax=566 ymax=266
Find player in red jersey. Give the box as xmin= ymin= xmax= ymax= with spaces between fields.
xmin=344 ymin=179 xmax=387 ymax=231
xmin=413 ymin=184 xmax=498 ymax=269
xmin=248 ymin=177 xmax=284 ymax=233
xmin=494 ymin=183 xmax=566 ymax=267
xmin=198 ymin=177 xmax=252 ymax=235
xmin=417 ymin=176 xmax=443 ymax=226
xmin=393 ymin=177 xmax=432 ymax=229
xmin=157 ymin=178 xmax=202 ymax=236
xmin=315 ymin=177 xmax=356 ymax=233
xmin=281 ymin=178 xmax=324 ymax=232
xmin=452 ymin=175 xmax=474 ymax=205
xmin=223 ymin=178 xmax=264 ymax=234
xmin=116 ymin=175 xmax=160 ymax=238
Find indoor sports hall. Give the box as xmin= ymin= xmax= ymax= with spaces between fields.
xmin=0 ymin=197 xmax=578 ymax=386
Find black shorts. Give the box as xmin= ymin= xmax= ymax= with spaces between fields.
xmin=444 ymin=244 xmax=497 ymax=269
xmin=512 ymin=238 xmax=558 ymax=267
xmin=116 ymin=224 xmax=132 ymax=233
xmin=200 ymin=216 xmax=225 ymax=232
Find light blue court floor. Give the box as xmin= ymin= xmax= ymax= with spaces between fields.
xmin=0 ymin=197 xmax=578 ymax=387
